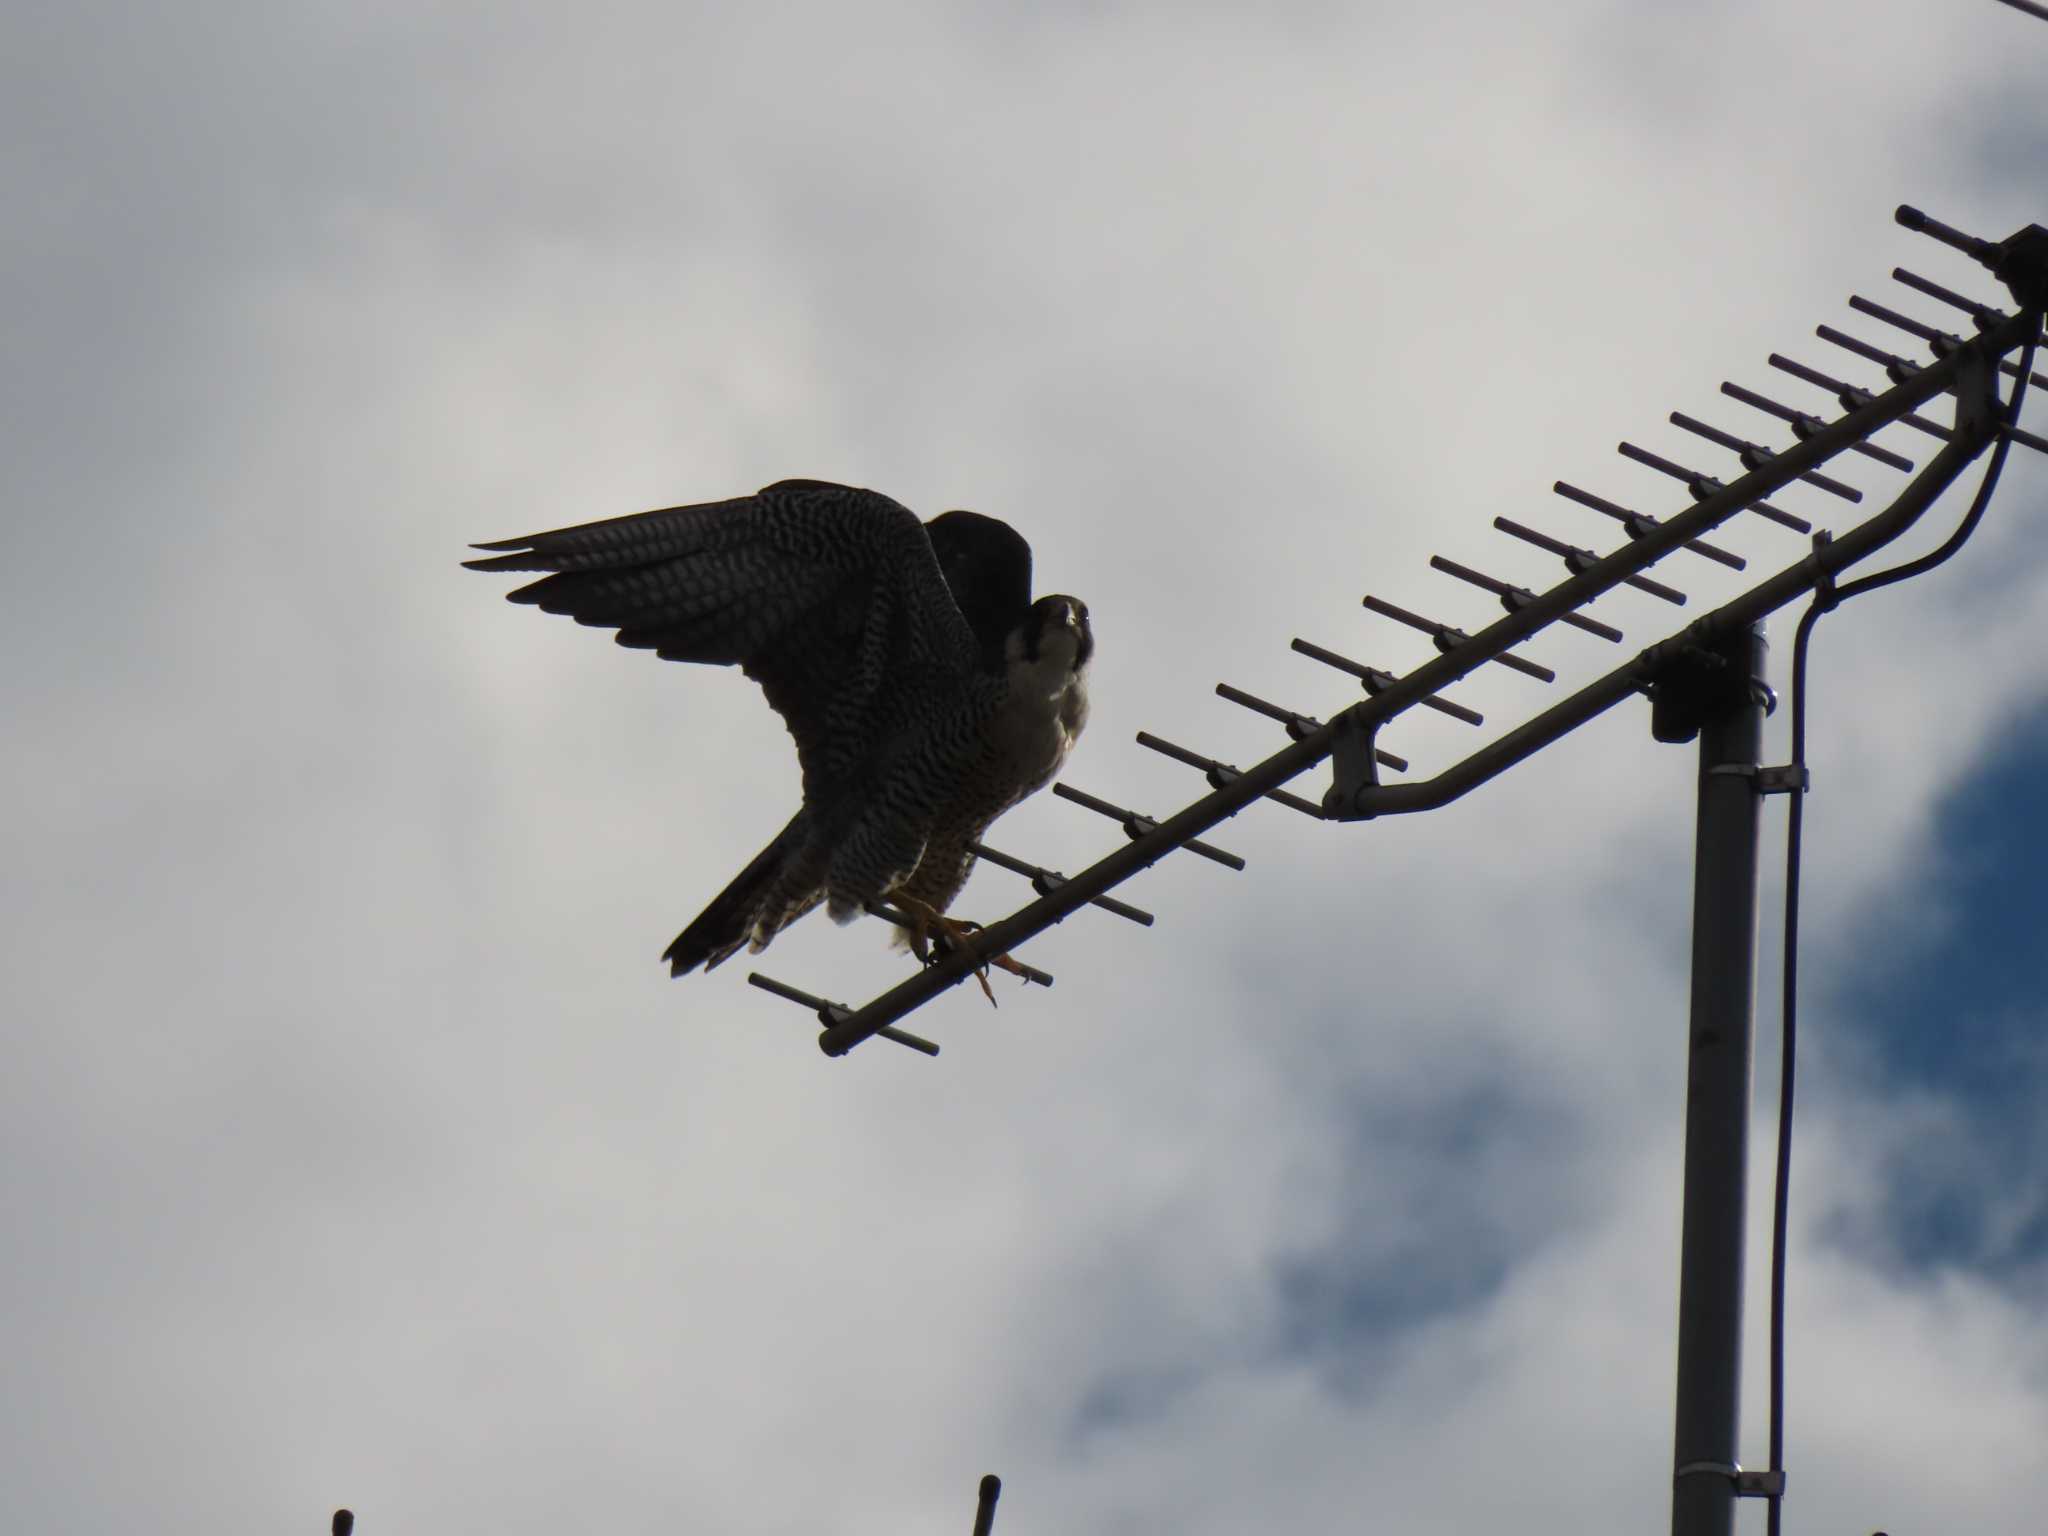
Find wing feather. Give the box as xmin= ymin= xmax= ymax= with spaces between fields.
xmin=464 ymin=480 xmax=979 ymax=794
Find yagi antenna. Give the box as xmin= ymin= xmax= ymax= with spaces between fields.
xmin=750 ymin=205 xmax=2044 ymax=1066
xmin=744 ymin=201 xmax=2045 ymax=1536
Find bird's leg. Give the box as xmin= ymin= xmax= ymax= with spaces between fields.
xmin=895 ymin=894 xmax=942 ymax=966
xmin=893 ymin=896 xmax=1018 ymax=1007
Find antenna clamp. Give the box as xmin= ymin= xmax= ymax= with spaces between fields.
xmin=1323 ymin=704 xmax=1384 ymax=820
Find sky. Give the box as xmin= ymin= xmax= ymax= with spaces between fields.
xmin=5 ymin=2 xmax=2047 ymax=1532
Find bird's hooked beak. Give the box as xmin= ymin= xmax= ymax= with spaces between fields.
xmin=1054 ymin=597 xmax=1093 ymax=669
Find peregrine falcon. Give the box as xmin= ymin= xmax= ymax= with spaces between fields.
xmin=465 ymin=479 xmax=1092 ymax=992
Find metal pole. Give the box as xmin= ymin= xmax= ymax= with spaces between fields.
xmin=1669 ymin=623 xmax=1767 ymax=1536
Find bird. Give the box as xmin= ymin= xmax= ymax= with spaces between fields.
xmin=464 ymin=478 xmax=1092 ymax=996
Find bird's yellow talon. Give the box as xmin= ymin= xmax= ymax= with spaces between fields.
xmin=894 ymin=897 xmax=1016 ymax=1008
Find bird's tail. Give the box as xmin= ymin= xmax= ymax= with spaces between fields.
xmin=662 ymin=814 xmax=812 ymax=977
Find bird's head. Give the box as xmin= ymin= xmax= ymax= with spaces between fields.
xmin=926 ymin=510 xmax=1032 ymax=663
xmin=1009 ymin=594 xmax=1093 ymax=676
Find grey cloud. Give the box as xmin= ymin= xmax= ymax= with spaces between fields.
xmin=7 ymin=1 xmax=2048 ymax=1532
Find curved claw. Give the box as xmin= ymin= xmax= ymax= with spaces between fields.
xmin=894 ymin=898 xmax=1011 ymax=1008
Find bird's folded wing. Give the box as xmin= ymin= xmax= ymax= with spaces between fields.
xmin=464 ymin=479 xmax=978 ymax=793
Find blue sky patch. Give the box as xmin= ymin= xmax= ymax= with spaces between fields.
xmin=1826 ymin=700 xmax=2048 ymax=1277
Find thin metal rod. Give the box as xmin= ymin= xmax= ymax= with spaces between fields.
xmin=2000 ymin=419 xmax=2048 ymax=456
xmin=970 ymin=842 xmax=1155 ymax=926
xmin=1618 ymin=444 xmax=1813 ymax=533
xmin=1824 ymin=324 xmax=2046 ymax=458
xmin=1896 ymin=203 xmax=1998 ymax=259
xmin=972 ymin=1475 xmax=1002 ymax=1536
xmin=1780 ymin=344 xmax=1953 ymax=441
xmin=1494 ymin=516 xmax=1689 ymax=604
xmin=1812 ymin=328 xmax=1932 ymax=391
xmin=1718 ymin=382 xmax=1915 ymax=472
xmin=1292 ymin=637 xmax=1486 ymax=723
xmin=1135 ymin=732 xmax=1327 ymax=817
xmin=816 ymin=311 xmax=2028 ymax=1055
xmin=1849 ymin=294 xmax=2048 ymax=388
xmin=1668 ymin=412 xmax=1863 ymax=501
xmin=1670 ymin=624 xmax=1767 ymax=1536
xmin=1554 ymin=482 xmax=1748 ymax=569
xmin=1213 ymin=683 xmax=1410 ymax=772
xmin=1430 ymin=555 xmax=1625 ymax=641
xmin=1893 ymin=266 xmax=2004 ymax=328
xmin=1052 ymin=783 xmax=1246 ymax=870
xmin=1360 ymin=597 xmax=1557 ymax=682
xmin=746 ymin=973 xmax=941 ymax=1056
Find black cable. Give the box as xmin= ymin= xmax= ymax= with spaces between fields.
xmin=1766 ymin=594 xmax=1824 ymax=1536
xmin=1762 ymin=323 xmax=2037 ymax=1536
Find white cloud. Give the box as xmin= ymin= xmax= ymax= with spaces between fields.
xmin=5 ymin=1 xmax=2046 ymax=1531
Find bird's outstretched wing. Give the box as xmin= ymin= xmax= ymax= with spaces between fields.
xmin=464 ymin=480 xmax=980 ymax=793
